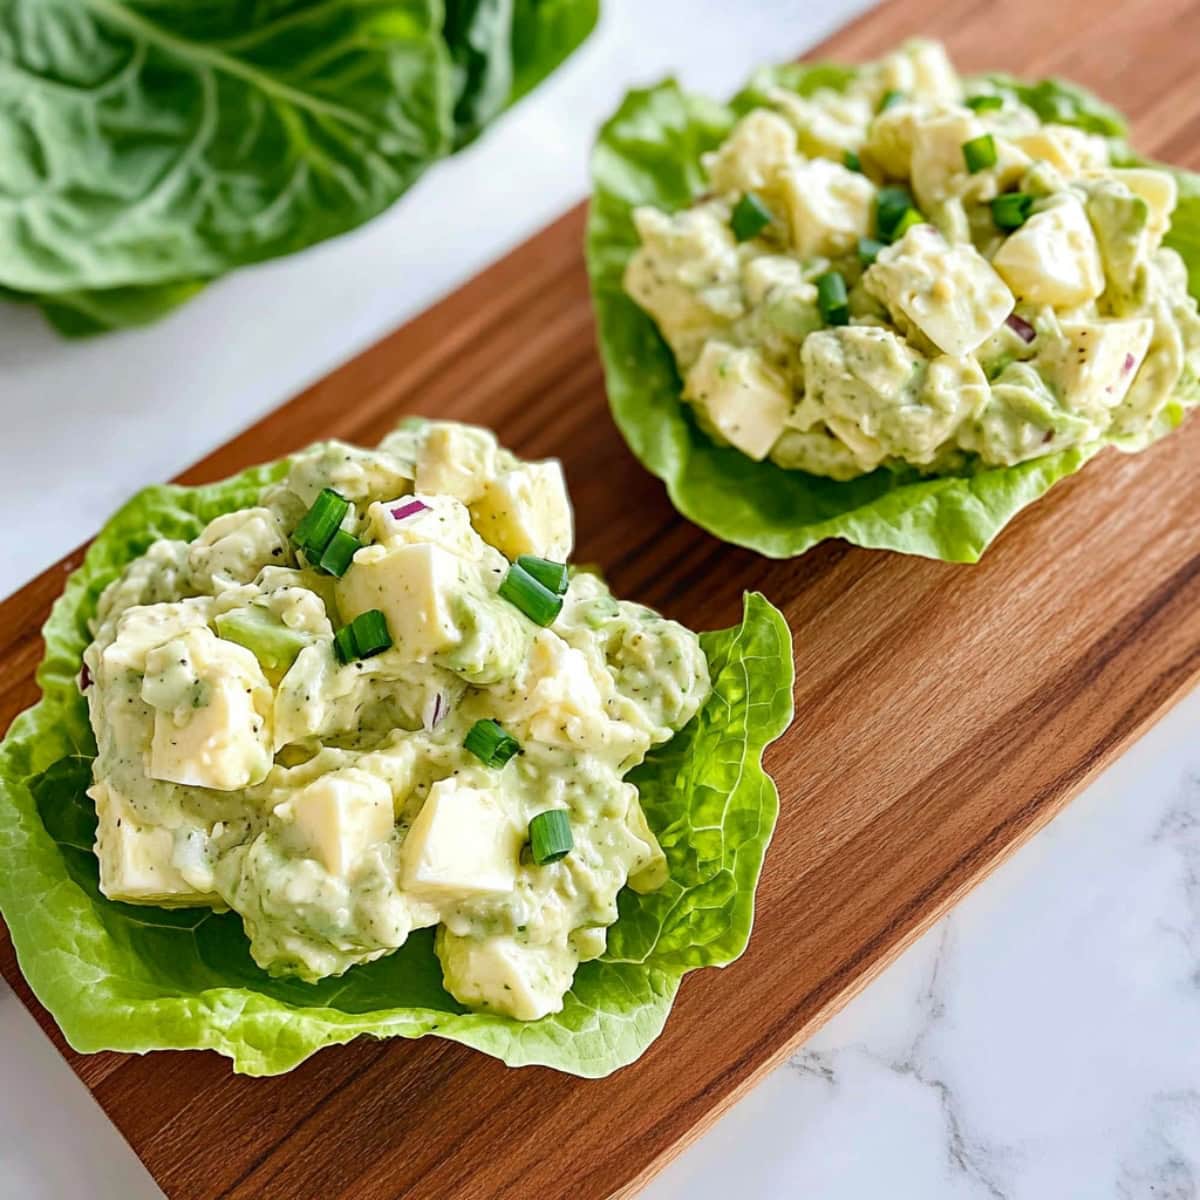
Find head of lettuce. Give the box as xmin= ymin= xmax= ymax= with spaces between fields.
xmin=586 ymin=40 xmax=1200 ymax=562
xmin=0 ymin=427 xmax=791 ymax=1077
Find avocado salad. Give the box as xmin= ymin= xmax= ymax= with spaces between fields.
xmin=623 ymin=39 xmax=1200 ymax=480
xmin=589 ymin=41 xmax=1200 ymax=560
xmin=0 ymin=411 xmax=792 ymax=1075
xmin=80 ymin=420 xmax=715 ymax=1021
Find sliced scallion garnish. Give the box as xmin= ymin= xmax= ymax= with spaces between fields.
xmin=333 ymin=610 xmax=392 ymax=664
xmin=499 ymin=562 xmax=563 ymax=626
xmin=464 ymin=719 xmax=522 ymax=768
xmin=843 ymin=150 xmax=862 ymax=173
xmin=876 ymin=186 xmax=922 ymax=243
xmin=351 ymin=610 xmax=391 ymax=658
xmin=529 ymin=809 xmax=573 ymax=865
xmin=891 ymin=206 xmax=924 ymax=239
xmin=877 ymin=88 xmax=905 ymax=113
xmin=991 ymin=191 xmax=1034 ymax=230
xmin=333 ymin=625 xmax=358 ymax=666
xmin=516 ymin=554 xmax=569 ymax=596
xmin=962 ymin=133 xmax=997 ymax=174
xmin=318 ymin=528 xmax=361 ymax=577
xmin=966 ymin=94 xmax=1003 ymax=112
xmin=816 ymin=270 xmax=850 ymax=327
xmin=730 ymin=192 xmax=774 ymax=242
xmin=857 ymin=236 xmax=885 ymax=266
xmin=292 ymin=488 xmax=350 ymax=560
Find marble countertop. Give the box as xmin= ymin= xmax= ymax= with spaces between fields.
xmin=648 ymin=684 xmax=1200 ymax=1200
xmin=2 ymin=2 xmax=1197 ymax=1196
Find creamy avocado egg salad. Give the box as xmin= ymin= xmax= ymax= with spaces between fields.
xmin=588 ymin=41 xmax=1200 ymax=560
xmin=0 ymin=422 xmax=791 ymax=1075
xmin=85 ymin=421 xmax=706 ymax=1018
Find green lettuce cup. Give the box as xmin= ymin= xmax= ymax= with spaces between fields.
xmin=0 ymin=456 xmax=792 ymax=1077
xmin=586 ymin=59 xmax=1200 ymax=562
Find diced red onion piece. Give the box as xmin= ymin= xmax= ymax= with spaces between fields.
xmin=1005 ymin=313 xmax=1036 ymax=344
xmin=1123 ymin=352 xmax=1136 ymax=374
xmin=391 ymin=499 xmax=429 ymax=521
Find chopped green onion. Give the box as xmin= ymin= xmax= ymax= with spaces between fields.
xmin=876 ymin=186 xmax=911 ymax=233
xmin=334 ymin=610 xmax=392 ymax=664
xmin=891 ymin=206 xmax=924 ymax=239
xmin=350 ymin=610 xmax=391 ymax=658
xmin=877 ymin=88 xmax=905 ymax=113
xmin=966 ymin=94 xmax=1004 ymax=112
xmin=730 ymin=192 xmax=774 ymax=242
xmin=292 ymin=488 xmax=349 ymax=559
xmin=516 ymin=554 xmax=569 ymax=596
xmin=816 ymin=271 xmax=850 ymax=327
xmin=876 ymin=186 xmax=923 ymax=243
xmin=318 ymin=529 xmax=361 ymax=577
xmin=529 ymin=810 xmax=573 ymax=865
xmin=857 ymin=236 xmax=886 ymax=266
xmin=464 ymin=719 xmax=522 ymax=768
xmin=991 ymin=191 xmax=1034 ymax=230
xmin=333 ymin=625 xmax=358 ymax=666
xmin=843 ymin=150 xmax=862 ymax=173
xmin=499 ymin=562 xmax=563 ymax=626
xmin=962 ymin=133 xmax=997 ymax=173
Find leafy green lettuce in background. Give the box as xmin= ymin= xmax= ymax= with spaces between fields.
xmin=586 ymin=67 xmax=1200 ymax=562
xmin=0 ymin=0 xmax=599 ymax=336
xmin=0 ymin=461 xmax=792 ymax=1077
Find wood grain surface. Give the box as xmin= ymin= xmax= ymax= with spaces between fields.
xmin=4 ymin=0 xmax=1200 ymax=1196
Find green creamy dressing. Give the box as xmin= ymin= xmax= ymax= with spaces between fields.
xmin=623 ymin=39 xmax=1200 ymax=480
xmin=83 ymin=421 xmax=710 ymax=1021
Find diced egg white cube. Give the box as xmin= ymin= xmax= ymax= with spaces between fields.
xmin=1042 ymin=318 xmax=1154 ymax=416
xmin=684 ymin=341 xmax=792 ymax=461
xmin=401 ymin=779 xmax=520 ymax=901
xmin=775 ymin=157 xmax=875 ymax=258
xmin=469 ymin=460 xmax=574 ymax=562
xmin=413 ymin=423 xmax=500 ymax=505
xmin=992 ymin=196 xmax=1105 ymax=307
xmin=1011 ymin=125 xmax=1109 ymax=174
xmin=865 ymin=224 xmax=1014 ymax=357
xmin=336 ymin=541 xmax=462 ymax=659
xmin=144 ymin=630 xmax=272 ymax=792
xmin=92 ymin=780 xmax=217 ymax=905
xmin=278 ymin=768 xmax=394 ymax=876
xmin=702 ymin=109 xmax=796 ymax=194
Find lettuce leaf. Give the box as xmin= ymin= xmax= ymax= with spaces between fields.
xmin=5 ymin=0 xmax=599 ymax=336
xmin=586 ymin=69 xmax=1200 ymax=562
xmin=0 ymin=460 xmax=792 ymax=1077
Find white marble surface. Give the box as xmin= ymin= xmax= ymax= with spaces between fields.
xmin=648 ymin=685 xmax=1200 ymax=1200
xmin=3 ymin=2 xmax=1198 ymax=1198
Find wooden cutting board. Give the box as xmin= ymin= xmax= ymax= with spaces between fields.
xmin=4 ymin=0 xmax=1200 ymax=1195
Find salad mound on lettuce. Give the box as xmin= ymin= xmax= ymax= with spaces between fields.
xmin=587 ymin=40 xmax=1200 ymax=561
xmin=0 ymin=422 xmax=792 ymax=1077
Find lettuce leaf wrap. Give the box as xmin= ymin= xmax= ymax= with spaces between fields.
xmin=586 ymin=66 xmax=1200 ymax=562
xmin=0 ymin=457 xmax=792 ymax=1077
